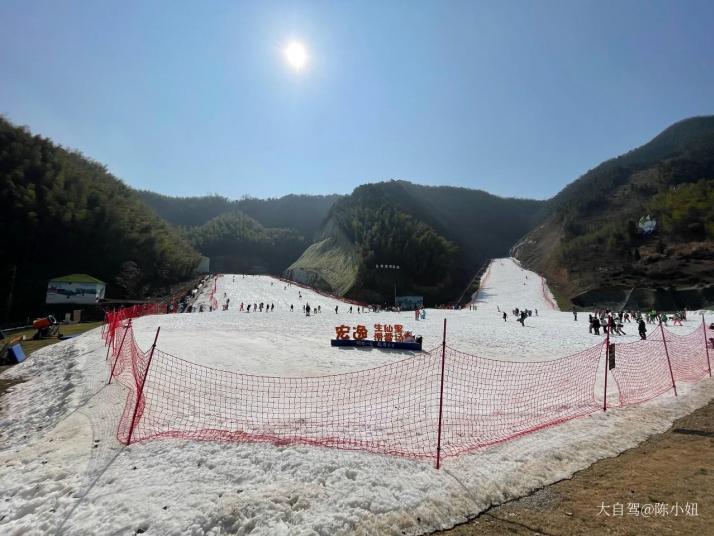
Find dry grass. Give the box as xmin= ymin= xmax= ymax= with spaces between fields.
xmin=438 ymin=400 xmax=714 ymax=535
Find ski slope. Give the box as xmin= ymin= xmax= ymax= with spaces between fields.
xmin=1 ymin=258 xmax=712 ymax=535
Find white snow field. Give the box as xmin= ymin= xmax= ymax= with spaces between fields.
xmin=1 ymin=258 xmax=712 ymax=535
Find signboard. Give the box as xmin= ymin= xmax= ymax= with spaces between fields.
xmin=335 ymin=324 xmax=414 ymax=343
xmin=331 ymin=338 xmax=422 ymax=351
xmin=608 ymin=343 xmax=616 ymax=370
xmin=396 ymin=295 xmax=423 ymax=310
xmin=46 ymin=282 xmax=105 ymax=304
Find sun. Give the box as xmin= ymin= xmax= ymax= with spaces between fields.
xmin=284 ymin=41 xmax=308 ymax=71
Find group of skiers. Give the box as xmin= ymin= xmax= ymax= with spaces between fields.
xmin=586 ymin=309 xmax=687 ymax=340
xmin=500 ymin=306 xmax=538 ymax=326
xmin=238 ymin=302 xmax=276 ymax=313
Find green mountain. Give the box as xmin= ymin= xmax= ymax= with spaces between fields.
xmin=138 ymin=190 xmax=341 ymax=239
xmin=287 ymin=180 xmax=545 ymax=305
xmin=184 ymin=211 xmax=308 ymax=274
xmin=137 ymin=190 xmax=341 ymax=274
xmin=0 ymin=117 xmax=201 ymax=321
xmin=513 ymin=115 xmax=714 ymax=309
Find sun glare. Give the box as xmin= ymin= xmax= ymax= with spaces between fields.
xmin=284 ymin=41 xmax=308 ymax=71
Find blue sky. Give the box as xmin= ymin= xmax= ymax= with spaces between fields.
xmin=1 ymin=0 xmax=713 ymax=200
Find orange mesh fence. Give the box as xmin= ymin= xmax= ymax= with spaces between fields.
xmin=440 ymin=344 xmax=603 ymax=456
xmin=104 ymin=319 xmax=711 ymax=463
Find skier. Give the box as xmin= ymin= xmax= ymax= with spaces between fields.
xmin=290 ymin=304 xmax=294 ymax=312
xmin=335 ymin=305 xmax=339 ymax=314
xmin=502 ymin=312 xmax=507 ymax=322
xmin=638 ymin=318 xmax=647 ymax=340
xmin=572 ymin=307 xmax=578 ymax=321
xmin=306 ymin=303 xmax=311 ymax=316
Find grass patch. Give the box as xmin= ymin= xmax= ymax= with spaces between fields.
xmin=5 ymin=321 xmax=103 ymax=356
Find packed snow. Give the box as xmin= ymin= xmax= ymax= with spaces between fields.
xmin=1 ymin=258 xmax=712 ymax=535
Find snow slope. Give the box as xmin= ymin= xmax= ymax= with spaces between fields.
xmin=1 ymin=258 xmax=712 ymax=535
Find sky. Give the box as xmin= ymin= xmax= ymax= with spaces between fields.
xmin=1 ymin=0 xmax=713 ymax=201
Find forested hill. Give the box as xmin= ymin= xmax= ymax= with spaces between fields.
xmin=286 ymin=180 xmax=544 ymax=305
xmin=513 ymin=115 xmax=714 ymax=308
xmin=0 ymin=117 xmax=201 ymax=321
xmin=137 ymin=191 xmax=341 ymax=274
xmin=184 ymin=211 xmax=308 ymax=274
xmin=138 ymin=191 xmax=341 ymax=239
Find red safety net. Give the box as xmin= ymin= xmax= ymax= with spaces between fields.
xmin=104 ymin=317 xmax=711 ymax=463
xmin=440 ymin=344 xmax=603 ymax=456
xmin=539 ymin=276 xmax=558 ymax=310
xmin=208 ymin=276 xmax=219 ymax=311
xmin=609 ymin=325 xmax=711 ymax=406
xmin=608 ymin=338 xmax=676 ymax=406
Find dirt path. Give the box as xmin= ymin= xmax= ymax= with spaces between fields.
xmin=437 ymin=400 xmax=714 ymax=535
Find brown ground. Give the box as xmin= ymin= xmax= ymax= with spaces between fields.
xmin=437 ymin=400 xmax=714 ymax=536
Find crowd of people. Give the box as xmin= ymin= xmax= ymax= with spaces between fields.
xmin=584 ymin=309 xmax=688 ymax=340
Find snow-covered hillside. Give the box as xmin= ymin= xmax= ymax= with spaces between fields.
xmin=1 ymin=258 xmax=712 ymax=535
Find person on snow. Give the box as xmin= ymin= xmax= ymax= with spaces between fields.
xmin=638 ymin=318 xmax=647 ymax=340
xmin=290 ymin=304 xmax=294 ymax=312
xmin=502 ymin=312 xmax=507 ymax=322
xmin=572 ymin=307 xmax=578 ymax=321
xmin=306 ymin=303 xmax=311 ymax=316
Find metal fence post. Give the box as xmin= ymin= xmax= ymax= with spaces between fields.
xmin=603 ymin=332 xmax=610 ymax=411
xmin=435 ymin=318 xmax=447 ymax=469
xmin=127 ymin=326 xmax=161 ymax=445
xmin=108 ymin=319 xmax=132 ymax=385
xmin=703 ymin=314 xmax=712 ymax=378
xmin=659 ymin=319 xmax=677 ymax=396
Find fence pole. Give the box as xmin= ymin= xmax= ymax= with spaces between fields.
xmin=603 ymin=331 xmax=610 ymax=411
xmin=104 ymin=317 xmax=114 ymax=363
xmin=435 ymin=318 xmax=447 ymax=470
xmin=108 ymin=319 xmax=132 ymax=385
xmin=703 ymin=314 xmax=712 ymax=378
xmin=127 ymin=326 xmax=160 ymax=445
xmin=659 ymin=319 xmax=677 ymax=397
